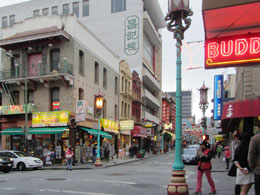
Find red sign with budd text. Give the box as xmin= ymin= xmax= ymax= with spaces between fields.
xmin=205 ymin=33 xmax=260 ymax=69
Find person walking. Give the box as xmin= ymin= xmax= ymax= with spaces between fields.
xmin=234 ymin=132 xmax=254 ymax=195
xmin=216 ymin=145 xmax=222 ymax=159
xmin=248 ymin=123 xmax=260 ymax=195
xmin=92 ymin=144 xmax=97 ymax=163
xmin=193 ymin=140 xmax=216 ymax=195
xmin=129 ymin=145 xmax=134 ymax=158
xmin=65 ymin=147 xmax=74 ymax=171
xmin=225 ymin=146 xmax=231 ymax=169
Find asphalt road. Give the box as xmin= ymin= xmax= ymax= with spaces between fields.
xmin=0 ymin=152 xmax=255 ymax=195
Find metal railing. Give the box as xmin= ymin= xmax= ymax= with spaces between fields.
xmin=0 ymin=61 xmax=73 ymax=80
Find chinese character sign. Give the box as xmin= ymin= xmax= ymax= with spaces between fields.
xmin=162 ymin=101 xmax=167 ymax=122
xmin=124 ymin=15 xmax=139 ymax=55
xmin=213 ymin=75 xmax=223 ymax=120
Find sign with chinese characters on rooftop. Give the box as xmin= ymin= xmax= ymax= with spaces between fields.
xmin=205 ymin=33 xmax=260 ymax=69
xmin=124 ymin=15 xmax=139 ymax=56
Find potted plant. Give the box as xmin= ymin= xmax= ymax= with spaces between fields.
xmin=136 ymin=149 xmax=145 ymax=158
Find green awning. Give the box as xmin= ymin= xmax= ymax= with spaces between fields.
xmin=1 ymin=127 xmax=68 ymax=135
xmin=1 ymin=128 xmax=24 ymax=135
xmin=80 ymin=127 xmax=112 ymax=139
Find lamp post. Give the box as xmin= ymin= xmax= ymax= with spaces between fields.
xmin=6 ymin=52 xmax=28 ymax=153
xmin=199 ymin=82 xmax=209 ymax=135
xmin=94 ymin=92 xmax=104 ymax=167
xmin=165 ymin=0 xmax=192 ymax=194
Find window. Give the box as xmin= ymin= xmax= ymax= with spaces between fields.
xmin=103 ymin=68 xmax=107 ymax=88
xmin=121 ymin=101 xmax=124 ymax=117
xmin=121 ymin=77 xmax=124 ymax=92
xmin=9 ymin=15 xmax=15 ymax=26
xmin=50 ymin=87 xmax=60 ymax=111
xmin=125 ymin=79 xmax=127 ymax=93
xmin=52 ymin=6 xmax=58 ymax=15
xmin=72 ymin=2 xmax=79 ymax=18
xmin=50 ymin=48 xmax=60 ymax=72
xmin=79 ymin=88 xmax=84 ymax=100
xmin=28 ymin=90 xmax=34 ymax=104
xmin=143 ymin=34 xmax=154 ymax=67
xmin=12 ymin=90 xmax=19 ymax=105
xmin=10 ymin=54 xmax=20 ymax=78
xmin=103 ymin=100 xmax=107 ymax=118
xmin=114 ymin=104 xmax=118 ymax=121
xmin=79 ymin=50 xmax=84 ymax=75
xmin=83 ymin=0 xmax=89 ymax=17
xmin=111 ymin=0 xmax=126 ymax=13
xmin=63 ymin=4 xmax=69 ymax=16
xmin=33 ymin=10 xmax=40 ymax=17
xmin=115 ymin=77 xmax=118 ymax=94
xmin=94 ymin=62 xmax=99 ymax=84
xmin=124 ymin=103 xmax=127 ymax=117
xmin=2 ymin=16 xmax=7 ymax=28
xmin=42 ymin=8 xmax=49 ymax=16
xmin=128 ymin=104 xmax=130 ymax=118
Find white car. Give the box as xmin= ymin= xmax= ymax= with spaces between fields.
xmin=0 ymin=150 xmax=43 ymax=171
xmin=187 ymin=144 xmax=200 ymax=150
xmin=182 ymin=149 xmax=199 ymax=165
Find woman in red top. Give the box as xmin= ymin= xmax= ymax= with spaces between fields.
xmin=65 ymin=147 xmax=74 ymax=171
xmin=225 ymin=146 xmax=231 ymax=169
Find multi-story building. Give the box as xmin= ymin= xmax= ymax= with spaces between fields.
xmin=0 ymin=0 xmax=165 ymax=139
xmin=0 ymin=15 xmax=120 ymax=163
xmin=162 ymin=92 xmax=176 ymax=133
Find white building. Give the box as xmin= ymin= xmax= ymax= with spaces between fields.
xmin=0 ymin=0 xmax=165 ymax=125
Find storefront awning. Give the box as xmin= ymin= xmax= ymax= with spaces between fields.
xmin=131 ymin=126 xmax=147 ymax=138
xmin=80 ymin=127 xmax=112 ymax=139
xmin=221 ymin=98 xmax=260 ymax=120
xmin=1 ymin=127 xmax=68 ymax=135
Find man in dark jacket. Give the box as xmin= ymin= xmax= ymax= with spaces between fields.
xmin=248 ymin=122 xmax=260 ymax=195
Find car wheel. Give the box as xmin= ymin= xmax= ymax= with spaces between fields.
xmin=32 ymin=167 xmax=38 ymax=170
xmin=2 ymin=169 xmax=10 ymax=173
xmin=17 ymin=162 xmax=26 ymax=171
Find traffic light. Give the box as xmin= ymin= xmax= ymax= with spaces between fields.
xmin=202 ymin=134 xmax=209 ymax=141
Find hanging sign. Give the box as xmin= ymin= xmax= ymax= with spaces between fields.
xmin=213 ymin=75 xmax=223 ymax=120
xmin=124 ymin=15 xmax=139 ymax=55
xmin=76 ymin=100 xmax=86 ymax=122
xmin=205 ymin=33 xmax=260 ymax=69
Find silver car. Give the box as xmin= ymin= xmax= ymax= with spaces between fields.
xmin=182 ymin=149 xmax=198 ymax=165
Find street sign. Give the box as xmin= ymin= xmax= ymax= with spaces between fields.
xmin=76 ymin=100 xmax=86 ymax=122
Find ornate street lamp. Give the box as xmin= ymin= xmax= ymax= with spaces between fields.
xmin=165 ymin=0 xmax=192 ymax=194
xmin=199 ymin=82 xmax=209 ymax=135
xmin=94 ymin=92 xmax=104 ymax=167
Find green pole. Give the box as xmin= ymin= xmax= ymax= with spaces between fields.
xmin=25 ymin=64 xmax=28 ymax=153
xmin=97 ymin=113 xmax=101 ymax=159
xmin=202 ymin=108 xmax=205 ymax=135
xmin=161 ymin=133 xmax=164 ymax=153
xmin=173 ymin=30 xmax=184 ymax=171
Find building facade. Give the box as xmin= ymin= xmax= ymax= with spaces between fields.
xmin=0 ymin=15 xmax=120 ymax=164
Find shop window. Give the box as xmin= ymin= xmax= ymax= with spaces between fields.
xmin=50 ymin=87 xmax=60 ymax=111
xmin=52 ymin=6 xmax=58 ymax=15
xmin=114 ymin=104 xmax=118 ymax=121
xmin=115 ymin=77 xmax=118 ymax=94
xmin=9 ymin=15 xmax=15 ymax=27
xmin=12 ymin=90 xmax=19 ymax=105
xmin=111 ymin=0 xmax=126 ymax=13
xmin=2 ymin=16 xmax=7 ymax=28
xmin=62 ymin=4 xmax=69 ymax=16
xmin=103 ymin=99 xmax=107 ymax=118
xmin=73 ymin=2 xmax=79 ymax=18
xmin=28 ymin=90 xmax=34 ymax=104
xmin=79 ymin=50 xmax=84 ymax=75
xmin=94 ymin=62 xmax=99 ymax=84
xmin=50 ymin=48 xmax=60 ymax=72
xmin=103 ymin=68 xmax=107 ymax=88
xmin=33 ymin=10 xmax=40 ymax=17
xmin=83 ymin=0 xmax=89 ymax=17
xmin=79 ymin=88 xmax=84 ymax=100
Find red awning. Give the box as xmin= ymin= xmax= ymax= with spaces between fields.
xmin=221 ymin=98 xmax=260 ymax=120
xmin=131 ymin=126 xmax=147 ymax=138
xmin=203 ymin=1 xmax=260 ymax=39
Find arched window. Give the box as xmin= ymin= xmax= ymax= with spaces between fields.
xmin=50 ymin=87 xmax=60 ymax=111
xmin=79 ymin=50 xmax=84 ymax=74
xmin=114 ymin=104 xmax=118 ymax=121
xmin=50 ymin=48 xmax=60 ymax=72
xmin=103 ymin=99 xmax=107 ymax=118
xmin=79 ymin=88 xmax=84 ymax=100
xmin=94 ymin=62 xmax=99 ymax=83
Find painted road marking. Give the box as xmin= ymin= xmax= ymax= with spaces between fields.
xmin=78 ymin=179 xmax=137 ymax=185
xmin=39 ymin=189 xmax=115 ymax=195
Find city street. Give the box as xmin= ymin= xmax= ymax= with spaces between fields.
xmin=0 ymin=152 xmax=255 ymax=195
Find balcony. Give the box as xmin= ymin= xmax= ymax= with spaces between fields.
xmin=142 ymin=68 xmax=160 ymax=93
xmin=142 ymin=89 xmax=160 ymax=109
xmin=0 ymin=61 xmax=74 ymax=87
xmin=143 ymin=111 xmax=159 ymax=124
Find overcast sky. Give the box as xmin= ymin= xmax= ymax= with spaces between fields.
xmin=0 ymin=0 xmax=235 ymax=122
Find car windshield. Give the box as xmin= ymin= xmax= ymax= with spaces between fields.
xmin=183 ymin=149 xmax=196 ymax=155
xmin=14 ymin=151 xmax=30 ymax=157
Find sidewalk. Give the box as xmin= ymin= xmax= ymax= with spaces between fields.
xmin=41 ymin=151 xmax=168 ymax=170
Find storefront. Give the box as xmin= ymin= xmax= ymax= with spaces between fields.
xmin=131 ymin=125 xmax=147 ymax=151
xmin=119 ymin=120 xmax=134 ymax=159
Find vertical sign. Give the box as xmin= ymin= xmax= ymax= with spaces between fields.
xmin=213 ymin=75 xmax=223 ymax=120
xmin=76 ymin=100 xmax=86 ymax=122
xmin=124 ymin=15 xmax=139 ymax=55
xmin=162 ymin=100 xmax=167 ymax=122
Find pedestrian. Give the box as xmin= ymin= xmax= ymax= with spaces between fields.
xmin=234 ymin=132 xmax=254 ymax=195
xmin=224 ymin=146 xmax=231 ymax=169
xmin=92 ymin=144 xmax=97 ymax=163
xmin=216 ymin=145 xmax=222 ymax=159
xmin=129 ymin=145 xmax=134 ymax=158
xmin=248 ymin=122 xmax=260 ymax=195
xmin=65 ymin=147 xmax=74 ymax=171
xmin=193 ymin=140 xmax=216 ymax=195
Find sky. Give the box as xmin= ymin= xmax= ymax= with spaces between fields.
xmin=0 ymin=0 xmax=236 ymax=122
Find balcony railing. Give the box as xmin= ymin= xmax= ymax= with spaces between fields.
xmin=0 ymin=61 xmax=73 ymax=80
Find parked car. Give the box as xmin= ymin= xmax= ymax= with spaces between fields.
xmin=182 ymin=149 xmax=198 ymax=165
xmin=0 ymin=151 xmax=43 ymax=171
xmin=187 ymin=144 xmax=200 ymax=150
xmin=0 ymin=155 xmax=13 ymax=173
